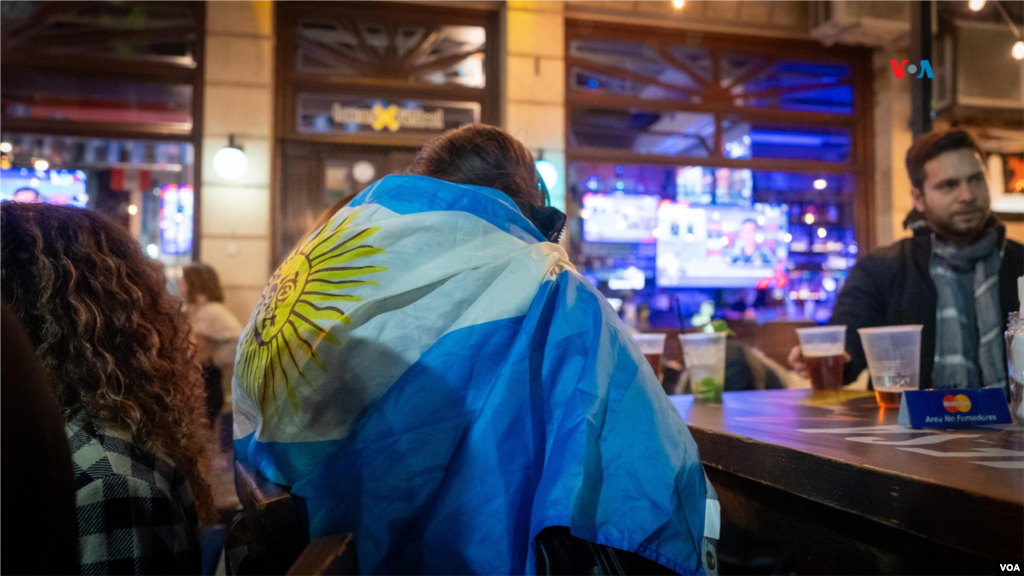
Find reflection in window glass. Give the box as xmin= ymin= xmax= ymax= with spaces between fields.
xmin=297 ymin=20 xmax=486 ymax=88
xmin=0 ymin=133 xmax=195 ymax=266
xmin=2 ymin=73 xmax=193 ymax=127
xmin=570 ymin=39 xmax=701 ymax=101
xmin=727 ymin=58 xmax=853 ymax=114
xmin=570 ymin=108 xmax=713 ymax=157
xmin=0 ymin=1 xmax=198 ymax=64
xmin=720 ymin=118 xmax=852 ymax=162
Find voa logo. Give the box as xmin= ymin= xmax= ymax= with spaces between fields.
xmin=1001 ymin=563 xmax=1021 ymax=572
xmin=890 ymin=59 xmax=935 ymax=78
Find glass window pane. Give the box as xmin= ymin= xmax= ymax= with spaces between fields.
xmin=725 ymin=57 xmax=853 ymax=114
xmin=0 ymin=133 xmax=195 ymax=266
xmin=2 ymin=72 xmax=192 ymax=127
xmin=0 ymin=1 xmax=198 ymax=65
xmin=570 ymin=107 xmax=714 ymax=157
xmin=720 ymin=117 xmax=852 ymax=162
xmin=569 ymin=39 xmax=704 ymax=101
xmin=297 ymin=20 xmax=487 ymax=88
xmin=568 ymin=161 xmax=857 ymax=321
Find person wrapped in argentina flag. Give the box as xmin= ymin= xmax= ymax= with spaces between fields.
xmin=232 ymin=160 xmax=718 ymax=574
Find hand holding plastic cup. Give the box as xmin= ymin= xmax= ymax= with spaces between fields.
xmin=633 ymin=333 xmax=667 ymax=380
xmin=857 ymin=325 xmax=923 ymax=408
xmin=679 ymin=332 xmax=726 ymax=403
xmin=796 ymin=325 xmax=847 ymax=391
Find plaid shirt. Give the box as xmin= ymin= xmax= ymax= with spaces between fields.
xmin=67 ymin=412 xmax=201 ymax=575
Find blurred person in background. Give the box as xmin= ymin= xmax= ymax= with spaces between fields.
xmin=181 ymin=263 xmax=242 ymax=424
xmin=1 ymin=202 xmax=215 ymax=575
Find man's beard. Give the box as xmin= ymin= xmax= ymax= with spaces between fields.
xmin=926 ymin=208 xmax=991 ymax=244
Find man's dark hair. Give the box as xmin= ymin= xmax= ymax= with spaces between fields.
xmin=905 ymin=129 xmax=985 ymax=190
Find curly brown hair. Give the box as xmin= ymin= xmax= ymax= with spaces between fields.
xmin=1 ymin=202 xmax=215 ymax=523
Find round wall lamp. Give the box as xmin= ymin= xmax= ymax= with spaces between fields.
xmin=213 ymin=135 xmax=248 ymax=181
xmin=535 ymin=151 xmax=559 ymax=191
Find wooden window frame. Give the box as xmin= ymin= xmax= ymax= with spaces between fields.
xmin=0 ymin=1 xmax=207 ymax=258
xmin=565 ymin=19 xmax=876 ymax=250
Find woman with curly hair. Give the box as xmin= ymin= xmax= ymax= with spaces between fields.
xmin=1 ymin=202 xmax=214 ymax=575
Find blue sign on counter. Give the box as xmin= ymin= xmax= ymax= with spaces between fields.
xmin=897 ymin=388 xmax=1013 ymax=429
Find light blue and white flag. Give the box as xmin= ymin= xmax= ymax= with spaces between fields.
xmin=233 ymin=175 xmax=719 ymax=575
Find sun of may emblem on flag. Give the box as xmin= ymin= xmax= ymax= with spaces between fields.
xmin=236 ymin=211 xmax=386 ymax=412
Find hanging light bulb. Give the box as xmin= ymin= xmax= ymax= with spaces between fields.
xmin=672 ymin=0 xmax=685 ymax=9
xmin=33 ymin=158 xmax=49 ymax=171
xmin=968 ymin=0 xmax=986 ymax=11
xmin=1014 ymin=40 xmax=1024 ymax=61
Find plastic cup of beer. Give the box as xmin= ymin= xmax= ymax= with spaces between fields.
xmin=857 ymin=325 xmax=923 ymax=408
xmin=633 ymin=333 xmax=667 ymax=380
xmin=679 ymin=332 xmax=727 ymax=402
xmin=796 ymin=325 xmax=847 ymax=391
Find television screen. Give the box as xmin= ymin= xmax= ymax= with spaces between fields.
xmin=159 ymin=184 xmax=194 ymax=255
xmin=656 ymin=203 xmax=789 ymax=288
xmin=580 ymin=193 xmax=659 ymax=243
xmin=0 ymin=168 xmax=88 ymax=207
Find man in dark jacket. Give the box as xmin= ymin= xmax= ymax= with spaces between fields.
xmin=790 ymin=129 xmax=1023 ymax=389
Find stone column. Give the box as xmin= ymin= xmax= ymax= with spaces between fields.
xmin=202 ymin=1 xmax=275 ymax=322
xmin=502 ymin=1 xmax=567 ymax=212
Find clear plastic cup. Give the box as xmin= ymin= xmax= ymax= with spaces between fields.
xmin=857 ymin=325 xmax=923 ymax=408
xmin=633 ymin=333 xmax=667 ymax=379
xmin=679 ymin=332 xmax=727 ymax=402
xmin=796 ymin=325 xmax=847 ymax=391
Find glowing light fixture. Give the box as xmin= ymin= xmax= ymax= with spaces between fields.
xmin=127 ymin=204 xmax=139 ymax=216
xmin=813 ymin=178 xmax=827 ymax=190
xmin=33 ymin=158 xmax=49 ymax=171
xmin=804 ymin=213 xmax=815 ymax=225
xmin=535 ymin=159 xmax=559 ymax=190
xmin=213 ymin=134 xmax=248 ymax=181
xmin=816 ymin=227 xmax=827 ymax=239
xmin=968 ymin=0 xmax=986 ymax=11
xmin=1014 ymin=41 xmax=1024 ymax=60
xmin=0 ymin=142 xmax=11 ymax=153
xmin=672 ymin=0 xmax=685 ymax=8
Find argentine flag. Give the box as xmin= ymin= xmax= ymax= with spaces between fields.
xmin=233 ymin=175 xmax=719 ymax=575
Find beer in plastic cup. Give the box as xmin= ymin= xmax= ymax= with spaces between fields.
xmin=679 ymin=332 xmax=727 ymax=402
xmin=857 ymin=325 xmax=923 ymax=408
xmin=633 ymin=332 xmax=667 ymax=380
xmin=796 ymin=325 xmax=847 ymax=391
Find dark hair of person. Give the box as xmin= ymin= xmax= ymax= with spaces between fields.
xmin=407 ymin=124 xmax=544 ymax=206
xmin=905 ymin=129 xmax=985 ymax=190
xmin=182 ymin=262 xmax=225 ymax=305
xmin=0 ymin=203 xmax=215 ymax=523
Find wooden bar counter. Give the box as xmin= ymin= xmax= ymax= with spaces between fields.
xmin=672 ymin=389 xmax=1024 ymax=575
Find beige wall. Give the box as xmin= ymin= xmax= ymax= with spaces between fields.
xmin=872 ymin=48 xmax=914 ymax=248
xmin=564 ymin=0 xmax=811 ymax=39
xmin=202 ymin=1 xmax=274 ymax=324
xmin=502 ymin=1 xmax=568 ymax=213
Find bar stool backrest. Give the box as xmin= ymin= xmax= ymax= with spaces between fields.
xmin=226 ymin=460 xmax=308 ymax=575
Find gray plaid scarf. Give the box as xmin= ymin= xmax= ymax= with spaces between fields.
xmin=929 ymin=225 xmax=1006 ymax=390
